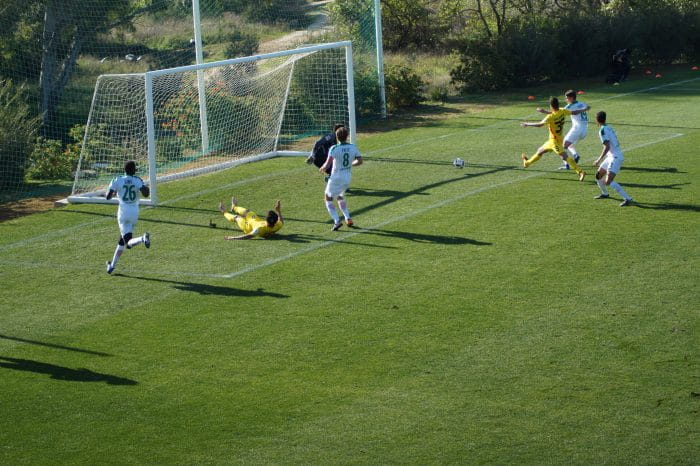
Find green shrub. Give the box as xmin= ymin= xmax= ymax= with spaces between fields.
xmin=450 ymin=3 xmax=700 ymax=92
xmin=26 ymin=137 xmax=80 ymax=180
xmin=0 ymin=80 xmax=39 ymax=190
xmin=384 ymin=64 xmax=425 ymax=112
xmin=223 ymin=30 xmax=259 ymax=59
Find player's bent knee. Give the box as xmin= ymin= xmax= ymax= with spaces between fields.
xmin=123 ymin=232 xmax=133 ymax=248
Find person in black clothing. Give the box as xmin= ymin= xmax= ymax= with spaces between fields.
xmin=306 ymin=124 xmax=346 ymax=176
xmin=607 ymin=48 xmax=630 ymax=84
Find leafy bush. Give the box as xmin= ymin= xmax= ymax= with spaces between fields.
xmin=26 ymin=138 xmax=80 ymax=180
xmin=384 ymin=65 xmax=425 ymax=112
xmin=0 ymin=80 xmax=39 ymax=190
xmin=450 ymin=3 xmax=700 ymax=92
xmin=223 ymin=30 xmax=259 ymax=59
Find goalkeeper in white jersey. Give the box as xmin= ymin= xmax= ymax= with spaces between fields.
xmin=319 ymin=126 xmax=362 ymax=231
xmin=105 ymin=161 xmax=151 ymax=274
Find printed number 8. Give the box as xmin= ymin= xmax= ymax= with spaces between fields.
xmin=343 ymin=153 xmax=350 ymax=167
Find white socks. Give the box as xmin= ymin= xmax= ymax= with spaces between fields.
xmin=325 ymin=200 xmax=340 ymax=223
xmin=127 ymin=235 xmax=146 ymax=248
xmin=597 ymin=178 xmax=609 ymax=195
xmin=610 ymin=181 xmax=631 ymax=200
xmin=110 ymin=245 xmax=124 ymax=267
xmin=338 ymin=200 xmax=351 ymax=221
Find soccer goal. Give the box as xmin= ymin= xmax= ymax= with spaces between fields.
xmin=67 ymin=41 xmax=356 ymax=205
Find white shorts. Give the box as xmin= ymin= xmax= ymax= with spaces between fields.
xmin=564 ymin=126 xmax=587 ymax=145
xmin=117 ymin=205 xmax=139 ymax=236
xmin=325 ymin=176 xmax=350 ymax=198
xmin=600 ymin=154 xmax=623 ymax=175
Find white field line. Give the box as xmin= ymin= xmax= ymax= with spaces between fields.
xmin=0 ymin=77 xmax=695 ymax=254
xmin=0 ymin=132 xmax=684 ymax=278
xmin=183 ymin=132 xmax=685 ymax=280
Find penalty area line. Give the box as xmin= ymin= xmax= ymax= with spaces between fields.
xmin=195 ymin=131 xmax=686 ymax=280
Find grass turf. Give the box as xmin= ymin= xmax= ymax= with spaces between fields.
xmin=1 ymin=68 xmax=698 ymax=464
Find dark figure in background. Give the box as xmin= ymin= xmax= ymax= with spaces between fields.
xmin=306 ymin=124 xmax=346 ymax=177
xmin=606 ymin=48 xmax=631 ymax=84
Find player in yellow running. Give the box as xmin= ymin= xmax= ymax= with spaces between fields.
xmin=218 ymin=197 xmax=283 ymax=240
xmin=520 ymin=96 xmax=590 ymax=181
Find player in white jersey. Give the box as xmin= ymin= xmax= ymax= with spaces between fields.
xmin=592 ymin=111 xmax=633 ymax=206
xmin=105 ymin=160 xmax=151 ymax=274
xmin=319 ymin=126 xmax=363 ymax=231
xmin=559 ymin=89 xmax=588 ymax=170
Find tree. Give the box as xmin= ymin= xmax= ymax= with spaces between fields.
xmin=37 ymin=0 xmax=165 ymax=137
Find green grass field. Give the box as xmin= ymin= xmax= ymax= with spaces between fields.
xmin=1 ymin=69 xmax=699 ymax=464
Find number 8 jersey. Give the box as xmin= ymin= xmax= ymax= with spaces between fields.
xmin=327 ymin=142 xmax=361 ymax=180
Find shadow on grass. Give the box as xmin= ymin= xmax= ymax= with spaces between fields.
xmin=0 ymin=356 xmax=136 ymax=385
xmin=545 ymin=178 xmax=691 ymax=191
xmin=623 ymin=166 xmax=685 ymax=174
xmin=354 ymin=227 xmax=492 ymax=245
xmin=115 ymin=275 xmax=290 ymax=298
xmin=351 ymin=166 xmax=514 ymax=218
xmin=266 ymin=232 xmax=397 ymax=249
xmin=0 ymin=334 xmax=112 ymax=357
xmin=631 ymin=201 xmax=700 ymax=212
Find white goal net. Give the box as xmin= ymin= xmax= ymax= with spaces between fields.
xmin=69 ymin=41 xmax=355 ymax=204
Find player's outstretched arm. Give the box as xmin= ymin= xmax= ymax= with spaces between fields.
xmin=521 ymin=121 xmax=544 ymax=128
xmin=274 ymin=200 xmax=283 ymax=223
xmin=352 ymin=156 xmax=363 ymax=167
xmin=570 ymin=105 xmax=591 ymax=115
xmin=536 ymin=107 xmax=550 ymax=114
xmin=224 ymin=233 xmax=255 ymax=240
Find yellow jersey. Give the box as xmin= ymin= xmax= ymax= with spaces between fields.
xmin=542 ymin=109 xmax=571 ymax=142
xmin=244 ymin=215 xmax=283 ymax=238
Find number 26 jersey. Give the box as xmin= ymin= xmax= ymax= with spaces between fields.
xmin=109 ymin=175 xmax=145 ymax=209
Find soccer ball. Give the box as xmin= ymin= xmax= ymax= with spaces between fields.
xmin=453 ymin=157 xmax=465 ymax=168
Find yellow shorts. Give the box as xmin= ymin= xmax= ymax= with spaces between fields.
xmin=539 ymin=138 xmax=565 ymax=156
xmin=235 ymin=211 xmax=258 ymax=233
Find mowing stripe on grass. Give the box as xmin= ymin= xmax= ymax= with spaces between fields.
xmin=191 ymin=132 xmax=684 ymax=280
xmin=0 ymin=78 xmax=694 ymax=254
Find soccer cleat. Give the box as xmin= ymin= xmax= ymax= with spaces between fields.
xmin=578 ymin=171 xmax=586 ymax=182
xmin=521 ymin=154 xmax=528 ymax=168
xmin=106 ymin=261 xmax=114 ymax=274
xmin=594 ymin=193 xmax=610 ymax=199
xmin=574 ymin=154 xmax=581 ymax=163
xmin=619 ymin=198 xmax=632 ymax=207
xmin=558 ymin=164 xmax=570 ymax=170
xmin=346 ymin=219 xmax=354 ymax=227
xmin=144 ymin=232 xmax=151 ymax=249
xmin=332 ymin=221 xmax=343 ymax=231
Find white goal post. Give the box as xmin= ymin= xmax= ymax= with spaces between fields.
xmin=67 ymin=41 xmax=356 ymax=205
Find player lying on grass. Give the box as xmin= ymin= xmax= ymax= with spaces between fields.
xmin=105 ymin=160 xmax=151 ymax=274
xmin=521 ymin=96 xmax=589 ymax=181
xmin=219 ymin=197 xmax=283 ymax=240
xmin=592 ymin=111 xmax=633 ymax=207
xmin=319 ymin=126 xmax=362 ymax=231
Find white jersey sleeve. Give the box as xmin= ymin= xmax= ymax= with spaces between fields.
xmin=565 ymin=101 xmax=589 ymax=129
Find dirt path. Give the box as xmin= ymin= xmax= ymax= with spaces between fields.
xmin=259 ymin=0 xmax=334 ymax=53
